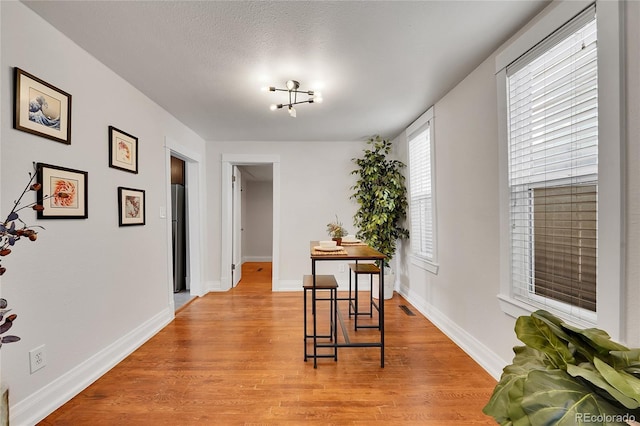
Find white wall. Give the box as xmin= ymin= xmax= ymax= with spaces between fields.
xmin=243 ymin=180 xmax=273 ymax=261
xmin=396 ymin=0 xmax=640 ymax=380
xmin=0 ymin=2 xmax=206 ymax=424
xmin=395 ymin=53 xmax=518 ymax=378
xmin=3 ymin=0 xmax=638 ymax=423
xmin=207 ymin=141 xmax=365 ymax=290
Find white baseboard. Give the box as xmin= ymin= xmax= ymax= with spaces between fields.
xmin=242 ymin=256 xmax=272 ymax=262
xmin=11 ymin=307 xmax=174 ymax=426
xmin=275 ymin=278 xmax=362 ymax=292
xmin=397 ymin=284 xmax=507 ymax=380
xmin=276 ymin=279 xmax=303 ymax=291
xmin=204 ymin=280 xmax=223 ymax=292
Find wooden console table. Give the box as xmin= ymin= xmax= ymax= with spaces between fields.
xmin=307 ymin=241 xmax=386 ymax=368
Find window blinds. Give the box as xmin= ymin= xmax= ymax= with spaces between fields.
xmin=506 ymin=4 xmax=598 ymax=316
xmin=408 ymin=124 xmax=434 ymax=260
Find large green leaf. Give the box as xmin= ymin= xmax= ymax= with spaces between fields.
xmin=531 ymin=311 xmax=594 ymax=363
xmin=593 ymin=357 xmax=640 ymax=408
xmin=521 ymin=369 xmax=633 ymax=425
xmin=484 ymin=346 xmax=547 ymax=423
xmin=567 ymin=363 xmax=639 ymax=409
xmin=516 ymin=315 xmax=575 ymax=369
xmin=610 ymin=349 xmax=640 ymax=374
xmin=561 ymin=323 xmax=629 ymax=356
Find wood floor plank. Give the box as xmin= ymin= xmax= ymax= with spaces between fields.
xmin=40 ymin=262 xmax=497 ymax=425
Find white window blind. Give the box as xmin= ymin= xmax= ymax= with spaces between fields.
xmin=408 ymin=122 xmax=434 ymax=261
xmin=506 ymin=4 xmax=597 ymax=319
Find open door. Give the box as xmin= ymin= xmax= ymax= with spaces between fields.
xmin=232 ymin=165 xmax=242 ymax=287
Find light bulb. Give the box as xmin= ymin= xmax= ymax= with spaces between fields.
xmin=288 ymin=106 xmax=297 ymax=118
xmin=269 ymin=104 xmax=277 ymax=111
xmin=314 ymin=92 xmax=323 ymax=103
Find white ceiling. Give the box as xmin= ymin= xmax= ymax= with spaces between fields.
xmin=23 ymin=0 xmax=549 ymax=142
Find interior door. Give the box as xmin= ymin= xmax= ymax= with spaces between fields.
xmin=232 ymin=166 xmax=242 ymax=287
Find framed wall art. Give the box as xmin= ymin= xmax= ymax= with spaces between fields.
xmin=14 ymin=68 xmax=72 ymax=145
xmin=118 ymin=187 xmax=145 ymax=226
xmin=109 ymin=126 xmax=138 ymax=174
xmin=36 ymin=163 xmax=88 ymax=219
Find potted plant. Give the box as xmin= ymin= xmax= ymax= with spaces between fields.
xmin=350 ymin=136 xmax=409 ymax=298
xmin=0 ymin=168 xmax=50 ymax=347
xmin=326 ymin=215 xmax=347 ymax=245
xmin=484 ymin=310 xmax=640 ymax=425
xmin=1 ymin=165 xmax=56 ymax=424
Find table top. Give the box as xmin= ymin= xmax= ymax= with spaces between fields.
xmin=310 ymin=241 xmax=386 ymax=260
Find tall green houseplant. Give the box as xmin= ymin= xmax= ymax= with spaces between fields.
xmin=351 ymin=136 xmax=409 ymax=266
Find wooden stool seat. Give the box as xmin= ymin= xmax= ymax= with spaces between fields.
xmin=349 ymin=263 xmax=380 ymax=275
xmin=347 ymin=263 xmax=380 ymax=330
xmin=303 ymin=274 xmax=339 ymax=289
xmin=303 ymin=275 xmax=338 ymax=364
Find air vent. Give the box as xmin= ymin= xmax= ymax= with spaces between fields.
xmin=399 ymin=305 xmax=416 ymax=316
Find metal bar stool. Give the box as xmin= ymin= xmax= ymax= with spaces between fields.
xmin=348 ymin=262 xmax=381 ymax=330
xmin=303 ymin=274 xmax=338 ymax=363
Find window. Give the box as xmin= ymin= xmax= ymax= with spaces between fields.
xmin=407 ymin=107 xmax=438 ymax=273
xmin=506 ymin=4 xmax=598 ymax=322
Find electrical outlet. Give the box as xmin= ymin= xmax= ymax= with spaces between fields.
xmin=339 ymin=263 xmax=346 ymax=273
xmin=29 ymin=345 xmax=46 ymax=374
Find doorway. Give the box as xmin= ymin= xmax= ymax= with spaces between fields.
xmin=221 ymin=154 xmax=280 ymax=291
xmin=165 ymin=138 xmax=204 ymax=312
xmin=171 ymin=156 xmax=191 ymax=310
xmin=233 ymin=165 xmax=274 ymax=287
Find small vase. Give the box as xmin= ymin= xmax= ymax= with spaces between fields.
xmin=332 ymin=237 xmax=342 ymax=246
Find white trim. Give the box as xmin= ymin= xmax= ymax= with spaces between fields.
xmin=407 ymin=106 xmax=438 ymax=268
xmin=397 ymin=284 xmax=506 ymax=380
xmin=495 ymin=0 xmax=593 ymax=73
xmin=407 ymin=106 xmax=434 ymax=136
xmin=595 ymin=0 xmax=625 ymax=340
xmin=243 ymin=256 xmax=273 ymax=263
xmin=221 ymin=154 xmax=280 ymax=291
xmin=11 ymin=307 xmax=173 ymax=425
xmin=495 ymin=0 xmax=624 ymax=339
xmin=165 ymin=138 xmax=206 ymax=299
xmin=410 ymin=255 xmax=439 ymax=275
xmin=277 ymin=279 xmax=356 ymax=292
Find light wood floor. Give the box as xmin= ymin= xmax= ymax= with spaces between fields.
xmin=41 ymin=262 xmax=497 ymax=425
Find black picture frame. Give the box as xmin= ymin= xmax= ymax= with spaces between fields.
xmin=36 ymin=163 xmax=88 ymax=219
xmin=109 ymin=126 xmax=138 ymax=174
xmin=118 ymin=187 xmax=145 ymax=226
xmin=14 ymin=68 xmax=72 ymax=145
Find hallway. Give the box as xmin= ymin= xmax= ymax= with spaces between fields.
xmin=42 ymin=262 xmax=496 ymax=425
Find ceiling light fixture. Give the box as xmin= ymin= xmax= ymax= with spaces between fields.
xmin=263 ymin=80 xmax=322 ymax=118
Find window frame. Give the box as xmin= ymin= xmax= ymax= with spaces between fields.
xmin=407 ymin=106 xmax=439 ymax=274
xmin=496 ymin=0 xmax=624 ymax=338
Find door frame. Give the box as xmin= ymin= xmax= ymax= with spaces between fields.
xmin=231 ymin=165 xmax=242 ymax=287
xmin=221 ymin=154 xmax=280 ymax=291
xmin=165 ymin=138 xmax=205 ymax=310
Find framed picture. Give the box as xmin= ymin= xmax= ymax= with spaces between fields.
xmin=14 ymin=68 xmax=72 ymax=145
xmin=118 ymin=187 xmax=145 ymax=226
xmin=36 ymin=163 xmax=88 ymax=219
xmin=109 ymin=126 xmax=138 ymax=174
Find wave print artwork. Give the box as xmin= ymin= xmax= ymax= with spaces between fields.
xmin=28 ymin=88 xmax=61 ymax=130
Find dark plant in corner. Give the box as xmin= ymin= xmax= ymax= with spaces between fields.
xmin=0 ymin=164 xmax=60 ymax=348
xmin=351 ymin=135 xmax=409 ymax=266
xmin=483 ymin=310 xmax=640 ymax=425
